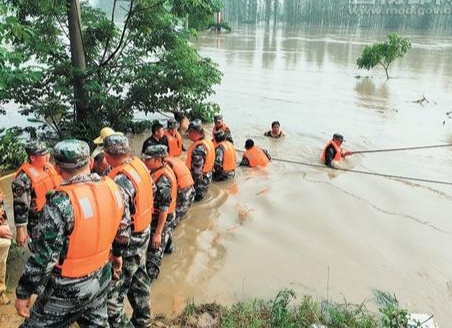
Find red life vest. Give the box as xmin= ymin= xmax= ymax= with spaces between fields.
xmin=15 ymin=163 xmax=62 ymax=211
xmin=55 ymin=177 xmax=124 ymax=278
xmin=164 ymin=130 xmax=183 ymax=157
xmin=242 ymin=147 xmax=270 ymax=168
xmin=320 ymin=140 xmax=342 ymax=163
xmin=165 ymin=157 xmax=194 ymax=189
xmin=109 ymin=157 xmax=153 ymax=232
xmin=151 ymin=165 xmax=178 ymax=214
xmin=216 ymin=141 xmax=236 ymax=171
xmin=186 ymin=139 xmax=215 ymax=173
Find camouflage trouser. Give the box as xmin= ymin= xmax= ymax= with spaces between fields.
xmin=213 ymin=170 xmax=235 ymax=182
xmin=21 ymin=264 xmax=111 ymax=328
xmin=194 ymin=173 xmax=212 ymax=202
xmin=108 ymin=231 xmax=151 ymax=328
xmin=146 ymin=219 xmax=172 ymax=281
xmin=174 ymin=186 xmax=195 ymax=227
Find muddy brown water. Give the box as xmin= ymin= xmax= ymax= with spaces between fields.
xmin=2 ymin=24 xmax=452 ymax=326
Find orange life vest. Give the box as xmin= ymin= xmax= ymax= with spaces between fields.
xmin=151 ymin=165 xmax=177 ymax=214
xmin=165 ymin=157 xmax=194 ymax=189
xmin=109 ymin=157 xmax=153 ymax=232
xmin=216 ymin=141 xmax=236 ymax=172
xmin=15 ymin=163 xmax=62 ymax=211
xmin=186 ymin=139 xmax=215 ymax=173
xmin=320 ymin=140 xmax=342 ymax=163
xmin=164 ymin=130 xmax=183 ymax=157
xmin=55 ymin=177 xmax=124 ymax=278
xmin=242 ymin=147 xmax=270 ymax=168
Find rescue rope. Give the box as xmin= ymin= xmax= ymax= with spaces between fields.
xmin=272 ymin=157 xmax=452 ymax=186
xmin=235 ymin=148 xmax=452 ymax=186
xmin=351 ymin=143 xmax=452 ymax=154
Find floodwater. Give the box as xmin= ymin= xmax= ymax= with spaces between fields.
xmin=2 ymin=24 xmax=452 ymax=325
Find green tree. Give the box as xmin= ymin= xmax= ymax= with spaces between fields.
xmin=0 ymin=0 xmax=223 ymax=141
xmin=357 ymin=32 xmax=411 ymax=80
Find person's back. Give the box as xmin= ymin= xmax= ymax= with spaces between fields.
xmin=186 ymin=120 xmax=215 ymax=201
xmin=103 ymin=134 xmax=153 ymax=328
xmin=15 ymin=139 xmax=127 ymax=327
xmin=213 ymin=130 xmax=236 ymax=181
xmin=165 ymin=156 xmax=195 ymax=226
xmin=240 ymin=139 xmax=271 ymax=168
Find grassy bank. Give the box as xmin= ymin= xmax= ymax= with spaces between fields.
xmin=156 ymin=289 xmax=432 ymax=328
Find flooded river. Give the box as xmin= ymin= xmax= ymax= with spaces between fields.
xmin=2 ymin=24 xmax=452 ymax=325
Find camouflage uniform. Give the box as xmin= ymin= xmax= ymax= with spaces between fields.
xmin=104 ymin=135 xmax=152 ymax=328
xmin=213 ymin=131 xmax=236 ymax=182
xmin=190 ymin=142 xmax=213 ymax=201
xmin=16 ymin=140 xmax=130 ymax=328
xmin=142 ymin=145 xmax=175 ymax=279
xmin=174 ymin=185 xmax=195 ymax=226
xmin=11 ymin=141 xmax=57 ymax=250
xmin=213 ymin=114 xmax=234 ymax=144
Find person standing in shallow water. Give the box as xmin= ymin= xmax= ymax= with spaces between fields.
xmin=212 ymin=114 xmax=233 ymax=144
xmin=264 ymin=121 xmax=284 ymax=138
xmin=213 ymin=130 xmax=236 ymax=181
xmin=104 ymin=134 xmax=153 ymax=328
xmin=321 ymin=133 xmax=353 ymax=168
xmin=186 ymin=119 xmax=215 ymax=201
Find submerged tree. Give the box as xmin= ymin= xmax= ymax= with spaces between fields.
xmin=357 ymin=32 xmax=411 ymax=80
xmin=0 ymin=0 xmax=223 ymax=141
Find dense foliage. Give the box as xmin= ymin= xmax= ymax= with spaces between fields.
xmin=0 ymin=0 xmax=223 ymax=142
xmin=222 ymin=0 xmax=452 ymax=30
xmin=0 ymin=128 xmax=27 ymax=174
xmin=357 ymin=32 xmax=411 ymax=79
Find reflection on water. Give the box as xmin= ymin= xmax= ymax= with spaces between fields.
xmin=2 ymin=24 xmax=452 ymax=325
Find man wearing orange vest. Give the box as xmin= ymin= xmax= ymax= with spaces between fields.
xmin=164 ymin=119 xmax=184 ymax=157
xmin=321 ymin=133 xmax=353 ymax=168
xmin=165 ymin=156 xmax=195 ymax=226
xmin=12 ymin=140 xmax=62 ymax=250
xmin=213 ymin=130 xmax=236 ymax=181
xmin=142 ymin=145 xmax=177 ymax=278
xmin=0 ymin=188 xmax=12 ymax=306
xmin=186 ymin=119 xmax=215 ymax=201
xmin=15 ymin=139 xmax=128 ymax=327
xmin=212 ymin=114 xmax=233 ymax=144
xmin=104 ymin=134 xmax=154 ymax=328
xmin=240 ymin=139 xmax=271 ymax=168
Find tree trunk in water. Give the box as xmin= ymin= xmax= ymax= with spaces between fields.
xmin=67 ymin=0 xmax=88 ymax=123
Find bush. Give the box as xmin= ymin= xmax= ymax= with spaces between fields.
xmin=0 ymin=128 xmax=27 ymax=174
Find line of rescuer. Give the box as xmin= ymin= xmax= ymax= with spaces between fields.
xmin=186 ymin=119 xmax=215 ymax=201
xmin=15 ymin=139 xmax=127 ymax=327
xmin=103 ymin=134 xmax=154 ymax=328
xmin=11 ymin=140 xmax=62 ymax=251
xmin=321 ymin=133 xmax=353 ymax=168
xmin=142 ymin=144 xmax=178 ymax=278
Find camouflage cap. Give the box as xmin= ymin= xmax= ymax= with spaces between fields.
xmin=54 ymin=139 xmax=90 ymax=169
xmin=103 ymin=134 xmax=130 ymax=156
xmin=187 ymin=119 xmax=203 ymax=132
xmin=167 ymin=119 xmax=177 ymax=129
xmin=142 ymin=144 xmax=168 ymax=159
xmin=214 ymin=114 xmax=223 ymax=122
xmin=25 ymin=140 xmax=49 ymax=156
